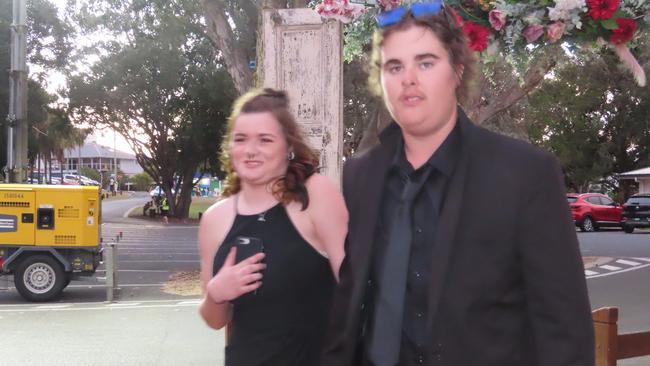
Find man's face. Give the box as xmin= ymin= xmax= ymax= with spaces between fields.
xmin=380 ymin=25 xmax=460 ymax=137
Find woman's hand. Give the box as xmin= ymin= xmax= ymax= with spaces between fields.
xmin=206 ymin=247 xmax=266 ymax=304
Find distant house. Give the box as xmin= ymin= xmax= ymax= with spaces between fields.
xmin=62 ymin=141 xmax=144 ymax=176
xmin=618 ymin=167 xmax=650 ymax=194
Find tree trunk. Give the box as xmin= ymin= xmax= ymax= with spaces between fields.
xmin=173 ymin=165 xmax=200 ymax=219
xmin=201 ymin=0 xmax=254 ymax=94
xmin=48 ymin=155 xmax=52 ymax=184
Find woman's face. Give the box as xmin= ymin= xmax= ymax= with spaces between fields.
xmin=230 ymin=111 xmax=289 ymax=187
xmin=380 ymin=25 xmax=460 ymax=137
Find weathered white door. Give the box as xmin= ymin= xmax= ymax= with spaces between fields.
xmin=261 ymin=8 xmax=343 ymax=185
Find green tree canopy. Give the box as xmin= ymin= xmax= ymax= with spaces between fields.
xmin=68 ymin=0 xmax=236 ymax=218
xmin=525 ymin=35 xmax=650 ymax=197
xmin=1 ymin=0 xmax=75 ymax=177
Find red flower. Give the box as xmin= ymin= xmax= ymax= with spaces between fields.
xmin=587 ymin=0 xmax=620 ymax=20
xmin=462 ymin=21 xmax=490 ymax=52
xmin=610 ymin=18 xmax=637 ymax=44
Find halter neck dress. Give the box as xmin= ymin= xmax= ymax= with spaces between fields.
xmin=212 ymin=202 xmax=335 ymax=365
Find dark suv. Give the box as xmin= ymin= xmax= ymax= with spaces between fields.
xmin=567 ymin=193 xmax=623 ymax=232
xmin=622 ymin=194 xmax=650 ymax=233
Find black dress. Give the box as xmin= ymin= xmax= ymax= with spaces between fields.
xmin=213 ymin=203 xmax=335 ymax=366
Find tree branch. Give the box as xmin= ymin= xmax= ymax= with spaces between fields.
xmin=472 ymin=48 xmax=561 ymax=124
xmin=201 ymin=0 xmax=254 ymax=93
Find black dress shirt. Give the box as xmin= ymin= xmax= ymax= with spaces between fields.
xmin=366 ymin=122 xmax=461 ymax=365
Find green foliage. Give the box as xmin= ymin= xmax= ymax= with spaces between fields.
xmin=131 ymin=172 xmax=154 ymax=191
xmin=343 ymin=11 xmax=377 ymax=62
xmin=68 ymin=0 xmax=237 ymax=218
xmin=1 ymin=0 xmax=75 ymax=174
xmin=80 ymin=167 xmax=101 ymax=182
xmin=525 ymin=37 xmax=650 ymax=193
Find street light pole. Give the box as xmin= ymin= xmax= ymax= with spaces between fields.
xmin=4 ymin=0 xmax=28 ymax=183
xmin=113 ymin=129 xmax=117 ymax=193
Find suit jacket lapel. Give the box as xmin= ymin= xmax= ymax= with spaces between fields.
xmin=351 ymin=130 xmax=396 ymax=287
xmin=426 ymin=110 xmax=476 ymax=328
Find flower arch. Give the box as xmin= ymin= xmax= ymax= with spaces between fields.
xmin=314 ymin=0 xmax=649 ymax=86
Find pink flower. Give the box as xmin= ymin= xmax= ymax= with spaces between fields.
xmin=546 ymin=21 xmax=566 ymax=43
xmin=522 ymin=24 xmax=545 ymax=43
xmin=315 ymin=0 xmax=366 ymax=23
xmin=378 ymin=0 xmax=402 ymax=11
xmin=488 ymin=10 xmax=507 ymax=31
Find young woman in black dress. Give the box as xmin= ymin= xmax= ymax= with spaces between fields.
xmin=198 ymin=88 xmax=348 ymax=365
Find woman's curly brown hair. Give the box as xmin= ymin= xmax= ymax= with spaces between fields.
xmin=219 ymin=88 xmax=319 ymax=210
xmin=367 ymin=6 xmax=478 ymax=106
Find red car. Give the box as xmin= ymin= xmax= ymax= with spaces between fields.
xmin=567 ymin=193 xmax=624 ymax=232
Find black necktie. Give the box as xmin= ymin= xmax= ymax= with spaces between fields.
xmin=368 ymin=166 xmax=432 ymax=366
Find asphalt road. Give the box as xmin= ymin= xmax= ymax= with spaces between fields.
xmin=101 ymin=191 xmax=151 ymax=223
xmin=579 ymin=229 xmax=650 ymax=366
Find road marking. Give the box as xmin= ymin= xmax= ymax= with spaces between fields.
xmin=123 ymin=205 xmax=143 ymax=218
xmin=178 ymin=300 xmax=201 ymax=305
xmin=112 ymin=252 xmax=199 ymax=256
xmin=0 ymin=299 xmax=202 ymax=313
xmin=93 ymin=269 xmax=173 ymax=273
xmin=36 ymin=304 xmax=71 ymax=309
xmin=118 ymin=259 xmax=201 ymax=263
xmin=586 ymin=257 xmax=650 ymax=279
xmin=586 ymin=263 xmax=650 ymax=279
xmin=600 ymin=265 xmax=622 ymax=271
xmin=67 ymin=283 xmax=164 ymax=288
xmin=615 ymin=259 xmax=642 ymax=266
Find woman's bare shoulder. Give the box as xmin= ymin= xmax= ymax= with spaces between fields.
xmin=202 ymin=196 xmax=235 ymax=220
xmin=198 ymin=195 xmax=236 ymax=249
xmin=305 ymin=173 xmax=339 ymax=194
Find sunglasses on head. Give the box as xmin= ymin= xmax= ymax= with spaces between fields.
xmin=375 ymin=0 xmax=444 ymax=28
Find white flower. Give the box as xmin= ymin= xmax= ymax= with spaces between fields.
xmin=548 ymin=0 xmax=586 ymax=21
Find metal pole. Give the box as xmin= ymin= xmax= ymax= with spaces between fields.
xmin=5 ymin=0 xmax=28 ymax=183
xmin=113 ymin=130 xmax=117 ymax=193
xmin=105 ymin=242 xmax=114 ymax=301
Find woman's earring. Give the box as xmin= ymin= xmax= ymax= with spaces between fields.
xmin=287 ymin=151 xmax=295 ymax=161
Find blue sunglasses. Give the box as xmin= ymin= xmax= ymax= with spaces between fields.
xmin=376 ymin=1 xmax=444 ymax=28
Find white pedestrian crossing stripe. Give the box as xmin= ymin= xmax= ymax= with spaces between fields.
xmin=615 ymin=259 xmax=642 ymax=266
xmin=586 ymin=257 xmax=650 ymax=279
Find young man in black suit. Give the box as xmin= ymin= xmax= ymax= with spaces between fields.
xmin=322 ymin=2 xmax=594 ymax=365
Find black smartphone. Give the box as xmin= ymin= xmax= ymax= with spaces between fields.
xmin=234 ymin=236 xmax=264 ymax=264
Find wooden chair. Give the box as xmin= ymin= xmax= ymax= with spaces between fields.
xmin=593 ymin=307 xmax=650 ymax=366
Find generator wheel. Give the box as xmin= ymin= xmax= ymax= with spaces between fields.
xmin=14 ymin=255 xmax=66 ymax=302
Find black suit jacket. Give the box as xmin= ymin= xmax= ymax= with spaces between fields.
xmin=322 ymin=109 xmax=595 ymax=366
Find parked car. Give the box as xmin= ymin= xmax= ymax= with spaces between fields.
xmin=62 ymin=174 xmax=82 ymax=185
xmin=149 ymin=186 xmax=174 ymax=197
xmin=567 ymin=193 xmax=624 ymax=232
xmin=621 ymin=194 xmax=650 ymax=233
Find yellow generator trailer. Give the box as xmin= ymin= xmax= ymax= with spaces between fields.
xmin=0 ymin=184 xmax=102 ymax=301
